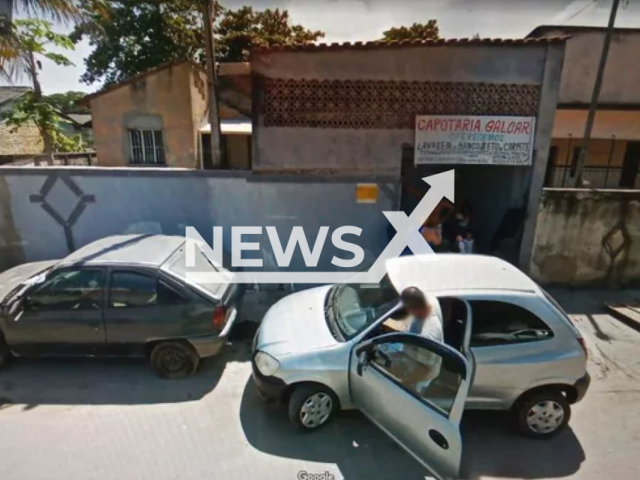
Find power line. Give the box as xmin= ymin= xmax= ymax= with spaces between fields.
xmin=562 ymin=0 xmax=599 ymax=24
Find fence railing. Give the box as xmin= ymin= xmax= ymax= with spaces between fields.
xmin=546 ymin=165 xmax=635 ymax=189
xmin=4 ymin=151 xmax=97 ymax=167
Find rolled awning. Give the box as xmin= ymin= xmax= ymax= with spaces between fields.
xmin=200 ymin=119 xmax=252 ymax=135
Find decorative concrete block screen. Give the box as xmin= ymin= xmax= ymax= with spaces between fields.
xmin=262 ymin=78 xmax=540 ymax=129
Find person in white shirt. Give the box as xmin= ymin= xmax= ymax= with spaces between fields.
xmin=401 ymin=286 xmax=444 ymax=343
xmin=379 ymin=286 xmax=444 ymax=394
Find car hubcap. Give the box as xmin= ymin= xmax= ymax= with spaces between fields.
xmin=161 ymin=348 xmax=187 ymax=373
xmin=300 ymin=393 xmax=333 ymax=428
xmin=526 ymin=400 xmax=564 ymax=434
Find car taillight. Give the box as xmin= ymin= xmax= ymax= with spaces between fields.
xmin=212 ymin=306 xmax=227 ymax=330
xmin=577 ymin=337 xmax=588 ymax=359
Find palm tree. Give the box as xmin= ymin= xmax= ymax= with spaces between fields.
xmin=2 ymin=0 xmax=221 ymax=168
xmin=1 ymin=1 xmax=83 ymax=163
xmin=1 ymin=0 xmax=81 ymax=79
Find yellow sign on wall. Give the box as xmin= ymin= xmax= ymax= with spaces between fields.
xmin=356 ymin=183 xmax=379 ymax=204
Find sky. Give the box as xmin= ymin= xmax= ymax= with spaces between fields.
xmin=3 ymin=0 xmax=640 ymax=94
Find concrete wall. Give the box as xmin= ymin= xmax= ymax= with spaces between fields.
xmin=0 ymin=167 xmax=398 ymax=275
xmin=90 ymin=62 xmax=201 ymax=169
xmin=530 ymin=188 xmax=640 ymax=286
xmin=553 ymin=110 xmax=640 ymax=140
xmin=252 ymin=42 xmax=565 ymax=274
xmin=535 ymin=28 xmax=640 ymax=106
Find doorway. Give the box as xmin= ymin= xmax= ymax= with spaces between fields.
xmin=620 ymin=141 xmax=640 ymax=188
xmin=400 ymin=148 xmax=530 ymax=262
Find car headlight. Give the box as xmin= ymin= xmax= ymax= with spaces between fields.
xmin=254 ymin=351 xmax=280 ymax=377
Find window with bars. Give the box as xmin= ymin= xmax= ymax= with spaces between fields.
xmin=128 ymin=129 xmax=165 ymax=165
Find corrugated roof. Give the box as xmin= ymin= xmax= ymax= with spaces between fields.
xmin=64 ymin=113 xmax=92 ymax=126
xmin=253 ymin=36 xmax=569 ymax=54
xmin=0 ymin=86 xmax=31 ymax=106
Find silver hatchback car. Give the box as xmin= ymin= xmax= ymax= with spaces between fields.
xmin=251 ymin=254 xmax=589 ymax=480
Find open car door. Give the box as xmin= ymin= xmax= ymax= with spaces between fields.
xmin=350 ymin=332 xmax=472 ymax=480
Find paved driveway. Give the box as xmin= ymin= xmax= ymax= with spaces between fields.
xmin=1 ymin=289 xmax=639 ymax=480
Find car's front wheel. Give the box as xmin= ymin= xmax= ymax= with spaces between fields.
xmin=288 ymin=384 xmax=337 ymax=431
xmin=150 ymin=341 xmax=200 ymax=379
xmin=514 ymin=391 xmax=571 ymax=438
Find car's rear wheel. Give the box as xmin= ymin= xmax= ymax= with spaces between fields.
xmin=514 ymin=391 xmax=570 ymax=438
xmin=288 ymin=384 xmax=337 ymax=431
xmin=150 ymin=341 xmax=200 ymax=379
xmin=0 ymin=334 xmax=11 ymax=371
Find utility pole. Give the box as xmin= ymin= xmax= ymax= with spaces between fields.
xmin=202 ymin=0 xmax=222 ymax=169
xmin=574 ymin=0 xmax=620 ymax=187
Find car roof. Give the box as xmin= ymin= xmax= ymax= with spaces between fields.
xmin=59 ymin=234 xmax=185 ymax=268
xmin=386 ymin=254 xmax=540 ymax=294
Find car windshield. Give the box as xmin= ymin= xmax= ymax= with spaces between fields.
xmin=1 ymin=268 xmax=50 ymax=308
xmin=329 ymin=274 xmax=399 ymax=340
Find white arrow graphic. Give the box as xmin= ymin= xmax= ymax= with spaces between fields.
xmin=360 ymin=169 xmax=455 ymax=283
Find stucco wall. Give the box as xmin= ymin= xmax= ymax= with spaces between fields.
xmin=0 ymin=175 xmax=25 ymax=271
xmin=90 ymin=62 xmax=199 ymax=168
xmin=251 ymin=44 xmax=558 ymax=175
xmin=537 ymin=28 xmax=640 ymax=105
xmin=553 ymin=110 xmax=640 ymax=140
xmin=530 ymin=189 xmax=640 ymax=286
xmin=0 ymin=167 xmax=398 ymax=275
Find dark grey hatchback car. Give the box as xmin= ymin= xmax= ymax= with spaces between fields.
xmin=0 ymin=234 xmax=239 ymax=378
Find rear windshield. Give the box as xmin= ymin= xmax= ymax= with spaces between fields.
xmin=542 ymin=288 xmax=580 ymax=334
xmin=163 ymin=246 xmax=226 ymax=300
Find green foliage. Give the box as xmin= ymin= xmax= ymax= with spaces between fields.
xmin=381 ymin=20 xmax=440 ymax=42
xmin=12 ymin=0 xmax=82 ymax=22
xmin=2 ymin=91 xmax=84 ymax=152
xmin=216 ymin=7 xmax=324 ymax=62
xmin=1 ymin=18 xmax=74 ymax=79
xmin=72 ymin=2 xmax=325 ymax=85
xmin=70 ymin=0 xmax=203 ymax=85
xmin=13 ymin=18 xmax=75 ymax=55
xmin=44 ymin=91 xmax=90 ymax=114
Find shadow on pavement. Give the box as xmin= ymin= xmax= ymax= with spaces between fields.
xmin=0 ymin=340 xmax=251 ymax=409
xmin=240 ymin=378 xmax=585 ymax=480
xmin=239 ymin=378 xmax=429 ymax=480
xmin=461 ymin=410 xmax=585 ymax=479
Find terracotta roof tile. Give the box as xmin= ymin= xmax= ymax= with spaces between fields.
xmin=253 ymin=36 xmax=569 ymax=54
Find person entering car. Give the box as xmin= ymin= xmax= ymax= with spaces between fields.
xmin=378 ymin=287 xmax=444 ymax=393
xmin=401 ymin=286 xmax=443 ymax=342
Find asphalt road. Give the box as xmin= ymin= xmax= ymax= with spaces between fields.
xmin=1 ymin=289 xmax=639 ymax=480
